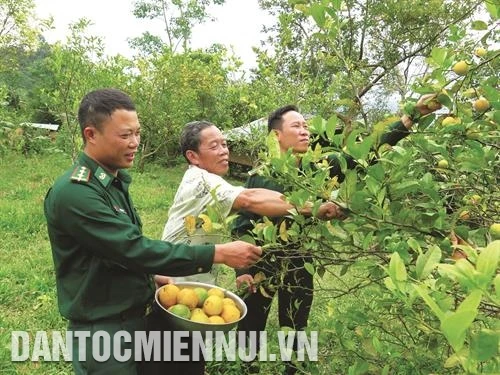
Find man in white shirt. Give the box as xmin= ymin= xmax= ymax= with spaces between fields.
xmin=161 ymin=120 xmax=344 ymax=285
xmin=161 ymin=161 xmax=244 ymax=284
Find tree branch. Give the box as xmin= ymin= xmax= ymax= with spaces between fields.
xmin=357 ymin=2 xmax=483 ymax=98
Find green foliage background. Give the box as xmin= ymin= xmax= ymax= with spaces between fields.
xmin=0 ymin=0 xmax=498 ymax=373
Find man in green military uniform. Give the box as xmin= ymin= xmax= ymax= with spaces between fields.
xmin=44 ymin=88 xmax=262 ymax=374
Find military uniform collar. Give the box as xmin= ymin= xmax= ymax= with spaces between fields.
xmin=77 ymin=153 xmax=132 ymax=188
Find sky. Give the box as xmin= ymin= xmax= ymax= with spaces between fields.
xmin=33 ymin=0 xmax=273 ymax=71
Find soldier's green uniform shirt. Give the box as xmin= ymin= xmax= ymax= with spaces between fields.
xmin=44 ymin=153 xmax=215 ymax=323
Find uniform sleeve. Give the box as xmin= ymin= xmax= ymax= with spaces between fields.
xmin=47 ymin=183 xmax=214 ymax=276
xmin=379 ymin=120 xmax=411 ymax=146
xmin=328 ymin=120 xmax=410 ymax=182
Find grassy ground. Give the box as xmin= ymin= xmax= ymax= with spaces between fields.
xmin=0 ymin=152 xmax=325 ymax=374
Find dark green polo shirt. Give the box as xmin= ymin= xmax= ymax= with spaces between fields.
xmin=44 ymin=153 xmax=214 ymax=322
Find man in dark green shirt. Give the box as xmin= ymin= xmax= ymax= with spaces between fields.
xmin=44 ymin=88 xmax=261 ymax=374
xmin=232 ymin=96 xmax=440 ymax=374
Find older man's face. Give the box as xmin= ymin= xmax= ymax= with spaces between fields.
xmin=191 ymin=125 xmax=230 ymax=176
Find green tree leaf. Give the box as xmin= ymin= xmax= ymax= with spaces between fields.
xmin=430 ymin=47 xmax=448 ymax=65
xmin=345 ymin=132 xmax=374 ymax=160
xmin=389 ymin=252 xmax=407 ymax=282
xmin=416 ymin=245 xmax=442 ymax=280
xmin=456 ymin=290 xmax=482 ymax=314
xmin=304 ymin=262 xmax=315 ymax=275
xmin=437 ymin=92 xmax=453 ymax=109
xmin=441 ymin=309 xmax=478 ymax=352
xmin=471 ymin=20 xmax=488 ymax=30
xmin=325 ymin=114 xmax=338 ymax=140
xmin=266 ymin=130 xmax=281 ymax=159
xmin=413 ymin=284 xmax=445 ymax=321
xmin=475 ymin=240 xmax=500 ymax=286
xmin=310 ymin=4 xmax=326 ymax=28
xmin=485 ymin=1 xmax=498 ymax=19
xmin=470 ymin=329 xmax=499 ymax=361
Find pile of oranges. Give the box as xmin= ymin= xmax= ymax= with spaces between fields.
xmin=158 ymin=284 xmax=241 ymax=324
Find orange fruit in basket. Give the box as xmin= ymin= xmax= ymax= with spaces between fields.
xmin=177 ymin=288 xmax=199 ymax=309
xmin=194 ymin=287 xmax=209 ymax=307
xmin=203 ymin=295 xmax=223 ymax=316
xmin=190 ymin=308 xmax=210 ymax=323
xmin=208 ymin=316 xmax=226 ymax=324
xmin=207 ymin=288 xmax=225 ymax=299
xmin=221 ymin=304 xmax=241 ymax=323
xmin=168 ymin=304 xmax=191 ymax=319
xmin=222 ymin=297 xmax=236 ymax=306
xmin=158 ymin=284 xmax=180 ymax=308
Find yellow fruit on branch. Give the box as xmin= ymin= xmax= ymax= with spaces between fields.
xmin=474 ymin=47 xmax=487 ymax=57
xmin=437 ymin=159 xmax=449 ymax=169
xmin=490 ymin=223 xmax=500 ymax=240
xmin=427 ymin=99 xmax=441 ymax=111
xmin=452 ymin=60 xmax=469 ymax=76
xmin=470 ymin=194 xmax=482 ymax=205
xmin=473 ymin=97 xmax=490 ymax=112
xmin=459 ymin=210 xmax=470 ymax=220
xmin=442 ymin=116 xmax=461 ymax=126
xmin=462 ymin=88 xmax=477 ymax=98
xmin=463 ymin=194 xmax=482 ymax=205
xmin=466 ymin=130 xmax=480 ymax=139
xmin=442 ymin=117 xmax=454 ymax=126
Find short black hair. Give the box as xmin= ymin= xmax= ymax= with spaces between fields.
xmin=267 ymin=104 xmax=299 ymax=133
xmin=78 ymin=88 xmax=136 ymax=142
xmin=180 ymin=120 xmax=215 ymax=163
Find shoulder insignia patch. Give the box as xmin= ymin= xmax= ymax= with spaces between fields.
xmin=70 ymin=166 xmax=91 ymax=183
xmin=95 ymin=166 xmax=112 ymax=187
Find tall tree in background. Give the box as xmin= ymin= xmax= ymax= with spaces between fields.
xmin=0 ymin=0 xmax=50 ymax=123
xmin=130 ymin=0 xmax=225 ymax=54
xmin=129 ymin=47 xmax=235 ymax=169
xmin=39 ymin=19 xmax=133 ymax=159
xmin=0 ymin=0 xmax=43 ymax=71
